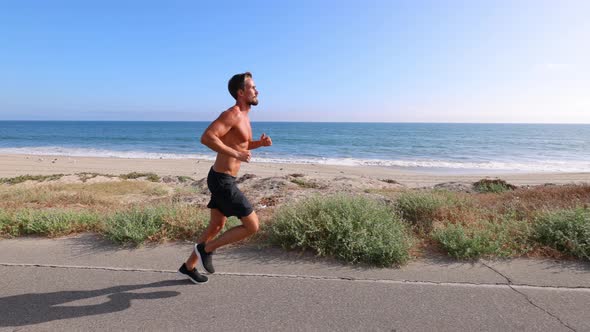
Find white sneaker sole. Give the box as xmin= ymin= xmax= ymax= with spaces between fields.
xmin=177 ymin=271 xmax=208 ymax=284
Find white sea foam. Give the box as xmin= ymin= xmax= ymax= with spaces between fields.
xmin=2 ymin=147 xmax=589 ymax=172
xmin=0 ymin=147 xmax=215 ymax=161
xmin=253 ymin=157 xmax=590 ymax=172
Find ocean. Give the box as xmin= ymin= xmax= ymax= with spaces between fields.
xmin=0 ymin=121 xmax=589 ymax=173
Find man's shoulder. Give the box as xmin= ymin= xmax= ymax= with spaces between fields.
xmin=219 ymin=106 xmax=244 ymax=120
xmin=224 ymin=106 xmax=242 ymax=115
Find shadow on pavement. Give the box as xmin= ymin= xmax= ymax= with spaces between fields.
xmin=65 ymin=233 xmax=141 ymax=255
xmin=220 ymin=243 xmax=476 ymax=270
xmin=541 ymin=259 xmax=590 ymax=273
xmin=0 ymin=279 xmax=183 ymax=327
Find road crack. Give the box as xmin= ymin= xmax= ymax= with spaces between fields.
xmin=482 ymin=262 xmax=577 ymax=332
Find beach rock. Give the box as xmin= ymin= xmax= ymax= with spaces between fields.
xmin=249 ymin=176 xmax=293 ymax=191
xmin=58 ymin=175 xmax=81 ymax=184
xmin=240 ymin=176 xmax=296 ymax=206
xmin=237 ymin=173 xmax=257 ymax=184
xmin=330 ymin=176 xmax=405 ymax=192
xmin=174 ymin=195 xmax=206 ymax=205
xmin=162 ymin=176 xmax=177 ymax=184
xmin=380 ymin=178 xmax=401 ymax=185
xmin=190 ymin=178 xmax=209 ymax=194
xmin=84 ymin=175 xmax=120 ymax=184
xmin=258 ymin=195 xmax=281 ymax=207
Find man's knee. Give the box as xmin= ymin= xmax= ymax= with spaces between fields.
xmin=248 ymin=221 xmax=259 ymax=234
xmin=211 ymin=218 xmax=226 ymax=229
xmin=241 ymin=213 xmax=259 ymax=234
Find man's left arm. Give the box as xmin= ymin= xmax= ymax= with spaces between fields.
xmin=248 ymin=133 xmax=272 ymax=150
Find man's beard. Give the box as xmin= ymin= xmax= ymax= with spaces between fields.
xmin=249 ymin=98 xmax=259 ymax=106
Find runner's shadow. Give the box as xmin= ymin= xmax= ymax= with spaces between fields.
xmin=0 ymin=279 xmax=183 ymax=327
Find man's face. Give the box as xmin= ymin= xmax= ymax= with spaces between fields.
xmin=240 ymin=78 xmax=258 ymax=106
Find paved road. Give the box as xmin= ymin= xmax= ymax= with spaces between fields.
xmin=1 ymin=235 xmax=589 ymax=331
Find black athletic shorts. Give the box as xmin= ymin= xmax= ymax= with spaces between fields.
xmin=206 ymin=167 xmax=253 ymax=218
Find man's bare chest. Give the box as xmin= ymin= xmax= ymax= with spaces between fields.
xmin=226 ymin=122 xmax=252 ymax=144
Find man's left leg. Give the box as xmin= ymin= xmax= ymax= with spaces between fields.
xmin=204 ymin=211 xmax=259 ymax=253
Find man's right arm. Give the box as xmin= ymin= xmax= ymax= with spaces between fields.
xmin=201 ymin=111 xmax=250 ymax=162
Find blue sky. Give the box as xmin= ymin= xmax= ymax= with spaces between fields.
xmin=1 ymin=0 xmax=589 ymax=123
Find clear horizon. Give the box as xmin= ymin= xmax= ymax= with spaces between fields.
xmin=1 ymin=1 xmax=589 ymax=123
xmin=2 ymin=120 xmax=590 ymax=125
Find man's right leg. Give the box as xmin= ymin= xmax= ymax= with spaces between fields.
xmin=185 ymin=208 xmax=226 ymax=270
xmin=192 ymin=211 xmax=259 ymax=274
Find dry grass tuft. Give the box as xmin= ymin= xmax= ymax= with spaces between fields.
xmin=0 ymin=181 xmax=171 ymax=210
xmin=474 ymin=184 xmax=590 ymax=219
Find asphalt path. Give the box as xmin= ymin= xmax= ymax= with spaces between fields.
xmin=1 ymin=235 xmax=589 ymax=331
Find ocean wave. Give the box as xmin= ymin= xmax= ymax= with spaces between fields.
xmin=254 ymin=157 xmax=590 ymax=172
xmin=1 ymin=147 xmax=588 ymax=172
xmin=0 ymin=147 xmax=215 ymax=161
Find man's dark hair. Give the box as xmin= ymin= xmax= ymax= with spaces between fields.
xmin=228 ymin=72 xmax=252 ymax=100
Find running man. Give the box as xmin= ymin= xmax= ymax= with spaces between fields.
xmin=178 ymin=72 xmax=272 ymax=283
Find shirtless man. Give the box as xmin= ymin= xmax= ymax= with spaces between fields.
xmin=178 ymin=72 xmax=272 ymax=283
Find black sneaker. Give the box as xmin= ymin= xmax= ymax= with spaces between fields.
xmin=195 ymin=243 xmax=215 ymax=274
xmin=177 ymin=263 xmax=208 ymax=284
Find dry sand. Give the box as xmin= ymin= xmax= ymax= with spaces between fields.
xmin=1 ymin=154 xmax=589 ymax=189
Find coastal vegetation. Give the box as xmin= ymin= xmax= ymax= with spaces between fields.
xmin=0 ymin=173 xmax=589 ymax=266
xmin=119 ymin=172 xmax=161 ymax=182
xmin=472 ymin=178 xmax=516 ymax=193
xmin=0 ymin=174 xmax=66 ymax=185
xmin=267 ymin=195 xmax=411 ymax=266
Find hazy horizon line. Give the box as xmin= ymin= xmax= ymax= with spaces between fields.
xmin=0 ymin=120 xmax=588 ymax=125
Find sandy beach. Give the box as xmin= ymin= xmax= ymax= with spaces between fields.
xmin=1 ymin=153 xmax=589 ymax=189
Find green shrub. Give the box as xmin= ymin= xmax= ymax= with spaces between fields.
xmin=157 ymin=206 xmax=211 ymax=240
xmin=103 ymin=204 xmax=212 ymax=245
xmin=119 ymin=172 xmax=160 ymax=182
xmin=473 ymin=179 xmax=516 ymax=193
xmin=290 ymin=178 xmax=321 ymax=189
xmin=0 ymin=174 xmax=65 ymax=185
xmin=432 ymin=218 xmax=532 ymax=259
xmin=0 ymin=209 xmax=18 ymax=236
xmin=145 ymin=174 xmax=161 ymax=182
xmin=77 ymin=172 xmax=116 ymax=182
xmin=395 ymin=191 xmax=450 ymax=231
xmin=534 ymin=208 xmax=590 ymax=260
xmin=177 ymin=176 xmax=194 ymax=183
xmin=104 ymin=206 xmax=167 ymax=244
xmin=13 ymin=209 xmax=100 ymax=236
xmin=267 ymin=195 xmax=412 ymax=266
